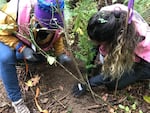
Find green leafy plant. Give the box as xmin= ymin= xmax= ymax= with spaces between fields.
xmin=68 ymin=0 xmax=98 ymax=72
xmin=118 ymin=102 xmax=143 ymax=113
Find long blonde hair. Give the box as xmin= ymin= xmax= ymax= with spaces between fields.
xmin=87 ymin=10 xmax=141 ymax=79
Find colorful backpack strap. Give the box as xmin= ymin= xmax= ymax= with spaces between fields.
xmin=42 ymin=29 xmax=62 ymax=51
xmin=16 ymin=0 xmax=32 ymax=46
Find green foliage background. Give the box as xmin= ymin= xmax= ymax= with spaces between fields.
xmin=66 ymin=0 xmax=98 ymax=70
xmin=66 ymin=0 xmax=150 ymax=71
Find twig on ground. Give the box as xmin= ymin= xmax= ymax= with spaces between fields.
xmin=94 ymin=93 xmax=115 ymax=109
xmin=109 ymin=96 xmax=127 ymax=105
xmin=47 ymin=92 xmax=70 ymax=109
xmin=53 ymin=96 xmax=66 ymax=108
xmin=85 ymin=74 xmax=115 ymax=109
xmin=0 ymin=105 xmax=9 ymax=113
xmin=86 ymin=74 xmax=96 ymax=101
xmin=82 ymin=104 xmax=101 ymax=110
xmin=39 ymin=87 xmax=61 ymax=97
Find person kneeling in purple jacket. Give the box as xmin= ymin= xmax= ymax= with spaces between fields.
xmin=0 ymin=0 xmax=71 ymax=112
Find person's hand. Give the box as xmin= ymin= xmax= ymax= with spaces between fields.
xmin=16 ymin=42 xmax=39 ymax=62
xmin=72 ymin=83 xmax=87 ymax=97
xmin=22 ymin=47 xmax=38 ymax=62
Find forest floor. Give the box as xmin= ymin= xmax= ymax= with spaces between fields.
xmin=0 ymin=59 xmax=149 ymax=113
xmin=0 ymin=11 xmax=150 ymax=111
xmin=0 ymin=0 xmax=150 ymax=113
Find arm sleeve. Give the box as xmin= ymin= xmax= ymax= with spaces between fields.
xmin=0 ymin=35 xmax=19 ymax=49
xmin=0 ymin=3 xmax=20 ymax=49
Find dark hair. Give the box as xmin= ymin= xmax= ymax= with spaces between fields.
xmin=87 ymin=10 xmax=141 ymax=79
xmin=87 ymin=10 xmax=127 ymax=43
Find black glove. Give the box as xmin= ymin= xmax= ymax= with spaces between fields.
xmin=23 ymin=47 xmax=47 ymax=62
xmin=16 ymin=42 xmax=43 ymax=62
xmin=72 ymin=83 xmax=87 ymax=97
xmin=22 ymin=47 xmax=39 ymax=62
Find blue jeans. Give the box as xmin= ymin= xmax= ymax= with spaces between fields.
xmin=0 ymin=42 xmax=23 ymax=102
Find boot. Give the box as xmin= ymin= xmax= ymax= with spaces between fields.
xmin=12 ymin=99 xmax=30 ymax=113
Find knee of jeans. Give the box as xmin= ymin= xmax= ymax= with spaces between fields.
xmin=0 ymin=50 xmax=15 ymax=64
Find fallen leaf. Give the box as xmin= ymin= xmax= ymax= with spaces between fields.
xmin=102 ymin=93 xmax=108 ymax=101
xmin=118 ymin=104 xmax=125 ymax=109
xmin=109 ymin=107 xmax=115 ymax=113
xmin=31 ymin=75 xmax=41 ymax=86
xmin=25 ymin=75 xmax=40 ymax=87
xmin=139 ymin=110 xmax=143 ymax=113
xmin=41 ymin=110 xmax=49 ymax=113
xmin=131 ymin=103 xmax=136 ymax=110
xmin=25 ymin=80 xmax=33 ymax=87
xmin=76 ymin=27 xmax=84 ymax=35
xmin=47 ymin=56 xmax=56 ymax=65
xmin=125 ymin=106 xmax=130 ymax=112
xmin=34 ymin=87 xmax=48 ymax=113
xmin=143 ymin=95 xmax=150 ymax=104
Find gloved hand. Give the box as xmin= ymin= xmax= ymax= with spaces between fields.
xmin=22 ymin=47 xmax=39 ymax=62
xmin=72 ymin=83 xmax=87 ymax=97
xmin=16 ymin=42 xmax=39 ymax=62
xmin=72 ymin=75 xmax=111 ymax=97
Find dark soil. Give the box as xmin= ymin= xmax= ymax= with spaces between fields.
xmin=0 ymin=60 xmax=150 ymax=113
